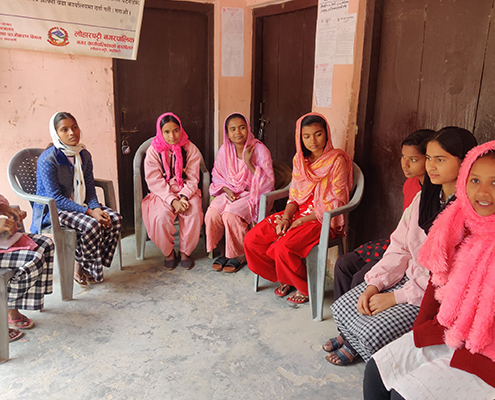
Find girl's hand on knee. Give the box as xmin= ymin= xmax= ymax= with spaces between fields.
xmin=275 ymin=216 xmax=290 ymax=235
xmin=222 ymin=187 xmax=237 ymax=202
xmin=368 ymin=292 xmax=397 ymax=315
xmin=288 ymin=217 xmax=305 ymax=230
xmin=172 ymin=199 xmax=187 ymax=214
xmin=357 ymin=285 xmax=379 ymax=315
xmin=88 ymin=208 xmax=112 ymax=228
xmin=179 ymin=197 xmax=190 ymax=211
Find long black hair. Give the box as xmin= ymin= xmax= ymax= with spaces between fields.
xmin=159 ymin=114 xmax=187 ymax=178
xmin=419 ymin=126 xmax=478 ymax=233
xmin=300 ymin=115 xmax=328 ymax=158
xmin=401 ymin=129 xmax=435 ymax=155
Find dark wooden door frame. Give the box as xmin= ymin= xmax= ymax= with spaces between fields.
xmin=250 ymin=0 xmax=318 ymax=135
xmin=347 ymin=0 xmax=383 ymax=249
xmin=112 ymin=0 xmax=215 ymax=170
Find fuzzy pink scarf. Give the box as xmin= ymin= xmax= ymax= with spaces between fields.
xmin=418 ymin=140 xmax=495 ymax=361
xmin=151 ymin=112 xmax=189 ymax=189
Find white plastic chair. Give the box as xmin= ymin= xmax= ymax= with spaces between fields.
xmin=253 ymin=161 xmax=365 ymax=321
xmin=0 ymin=268 xmax=14 ymax=363
xmin=8 ymin=148 xmax=123 ymax=302
xmin=133 ymin=138 xmax=210 ymax=260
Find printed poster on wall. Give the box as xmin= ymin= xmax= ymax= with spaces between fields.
xmin=0 ymin=0 xmax=145 ymax=60
xmin=314 ymin=0 xmax=357 ymax=108
xmin=221 ymin=7 xmax=244 ymax=77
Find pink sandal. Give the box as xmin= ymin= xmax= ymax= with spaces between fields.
xmin=9 ymin=328 xmax=23 ymax=342
xmin=8 ymin=314 xmax=34 ymax=329
xmin=287 ymin=291 xmax=309 ymax=304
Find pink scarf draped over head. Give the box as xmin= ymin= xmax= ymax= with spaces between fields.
xmin=289 ymin=112 xmax=353 ymax=228
xmin=210 ymin=113 xmax=274 ymax=223
xmin=151 ymin=112 xmax=190 ymax=189
xmin=418 ymin=140 xmax=495 ymax=361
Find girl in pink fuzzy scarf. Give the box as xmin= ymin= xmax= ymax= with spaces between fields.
xmin=364 ymin=140 xmax=495 ymax=400
xmin=419 ymin=140 xmax=495 ymax=360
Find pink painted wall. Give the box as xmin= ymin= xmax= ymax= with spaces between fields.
xmin=0 ymin=0 xmax=366 ymax=225
xmin=0 ymin=48 xmax=117 ymax=224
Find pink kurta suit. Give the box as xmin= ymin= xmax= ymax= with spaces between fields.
xmin=205 ymin=113 xmax=275 ymax=259
xmin=142 ymin=113 xmax=203 ymax=257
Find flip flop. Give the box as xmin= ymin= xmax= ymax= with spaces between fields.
xmin=223 ymin=258 xmax=245 ymax=273
xmin=325 ymin=345 xmax=356 ymax=366
xmin=74 ymin=271 xmax=88 ymax=287
xmin=84 ymin=273 xmax=104 ymax=284
xmin=322 ymin=337 xmax=342 ymax=352
xmin=212 ymin=256 xmax=228 ymax=272
xmin=287 ymin=291 xmax=309 ymax=304
xmin=274 ymin=284 xmax=294 ymax=297
xmin=9 ymin=328 xmax=23 ymax=342
xmin=8 ymin=314 xmax=34 ymax=329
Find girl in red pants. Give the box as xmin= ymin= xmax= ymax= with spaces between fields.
xmin=244 ymin=113 xmax=352 ymax=303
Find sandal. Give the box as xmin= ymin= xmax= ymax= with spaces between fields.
xmin=85 ymin=274 xmax=104 ymax=284
xmin=9 ymin=328 xmax=23 ymax=342
xmin=322 ymin=336 xmax=343 ymax=352
xmin=223 ymin=258 xmax=245 ymax=273
xmin=8 ymin=314 xmax=34 ymax=329
xmin=74 ymin=271 xmax=87 ymax=287
xmin=274 ymin=284 xmax=294 ymax=297
xmin=212 ymin=256 xmax=228 ymax=272
xmin=325 ymin=345 xmax=356 ymax=366
xmin=287 ymin=291 xmax=309 ymax=304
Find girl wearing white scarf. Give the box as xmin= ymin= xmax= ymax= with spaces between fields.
xmin=33 ymin=112 xmax=122 ymax=286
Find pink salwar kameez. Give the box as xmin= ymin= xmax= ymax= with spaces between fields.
xmin=142 ymin=113 xmax=203 ymax=257
xmin=205 ymin=113 xmax=274 ymax=259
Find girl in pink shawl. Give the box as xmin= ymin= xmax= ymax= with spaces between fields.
xmin=205 ymin=113 xmax=275 ymax=273
xmin=142 ymin=113 xmax=203 ymax=269
xmin=245 ymin=113 xmax=352 ymax=303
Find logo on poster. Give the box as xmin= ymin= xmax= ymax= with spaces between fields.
xmin=47 ymin=27 xmax=69 ymax=46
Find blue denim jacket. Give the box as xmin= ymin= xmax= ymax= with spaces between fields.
xmin=31 ymin=146 xmax=101 ymax=234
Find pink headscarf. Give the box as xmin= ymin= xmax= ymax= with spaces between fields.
xmin=210 ymin=113 xmax=274 ymax=222
xmin=151 ymin=112 xmax=190 ymax=189
xmin=418 ymin=140 xmax=495 ymax=361
xmin=289 ymin=113 xmax=353 ymax=226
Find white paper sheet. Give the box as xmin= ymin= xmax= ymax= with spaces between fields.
xmin=222 ymin=7 xmax=244 ymax=77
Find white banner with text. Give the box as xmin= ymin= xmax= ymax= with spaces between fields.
xmin=0 ymin=0 xmax=145 ymax=59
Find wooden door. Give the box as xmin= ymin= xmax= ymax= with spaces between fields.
xmin=352 ymin=0 xmax=495 ymax=246
xmin=113 ymin=0 xmax=213 ymax=234
xmin=252 ymin=0 xmax=317 ymax=169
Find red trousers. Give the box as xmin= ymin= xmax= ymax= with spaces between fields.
xmin=244 ymin=217 xmax=324 ymax=295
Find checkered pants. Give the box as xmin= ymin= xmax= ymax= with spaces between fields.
xmin=1 ymin=234 xmax=54 ymax=310
xmin=330 ymin=279 xmax=420 ymax=362
xmin=58 ymin=206 xmax=122 ymax=282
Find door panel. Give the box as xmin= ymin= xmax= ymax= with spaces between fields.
xmin=114 ymin=0 xmax=213 ymax=233
xmin=352 ymin=0 xmax=495 ymax=245
xmin=253 ymin=1 xmax=317 ymax=169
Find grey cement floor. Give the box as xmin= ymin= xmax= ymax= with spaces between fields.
xmin=0 ymin=235 xmax=364 ymax=400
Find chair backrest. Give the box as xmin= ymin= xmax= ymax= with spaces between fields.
xmin=349 ymin=161 xmax=365 ymax=208
xmin=8 ymin=148 xmax=44 ymax=199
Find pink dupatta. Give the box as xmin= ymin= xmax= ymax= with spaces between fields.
xmin=289 ymin=113 xmax=353 ymax=229
xmin=210 ymin=113 xmax=275 ymax=223
xmin=418 ymin=140 xmax=495 ymax=361
xmin=151 ymin=112 xmax=190 ymax=189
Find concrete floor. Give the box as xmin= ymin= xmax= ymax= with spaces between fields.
xmin=0 ymin=235 xmax=364 ymax=400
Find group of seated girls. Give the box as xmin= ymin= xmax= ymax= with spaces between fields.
xmin=315 ymin=125 xmax=495 ymax=399
xmin=141 ymin=111 xmax=353 ymax=304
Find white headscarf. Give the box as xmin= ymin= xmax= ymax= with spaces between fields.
xmin=49 ymin=112 xmax=87 ymax=206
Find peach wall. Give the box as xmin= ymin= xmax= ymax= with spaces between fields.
xmin=0 ymin=48 xmax=117 ymax=223
xmin=0 ymin=0 xmax=366 ymax=225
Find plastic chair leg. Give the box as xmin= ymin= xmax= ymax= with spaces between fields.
xmin=135 ymin=221 xmax=146 ymax=261
xmin=254 ymin=274 xmax=259 ymax=292
xmin=116 ymin=236 xmax=123 ymax=270
xmin=0 ymin=269 xmax=14 ymax=364
xmin=58 ymin=229 xmax=76 ymax=301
